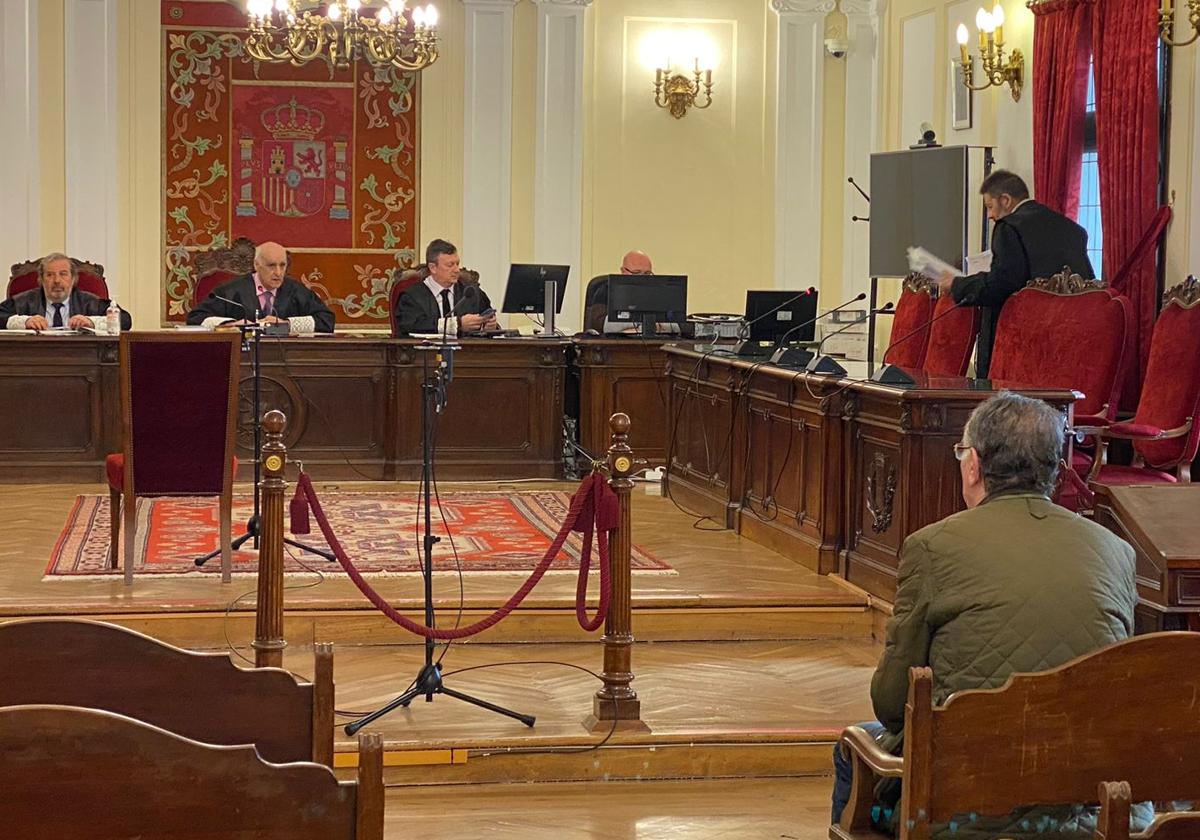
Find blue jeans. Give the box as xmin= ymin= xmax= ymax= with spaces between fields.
xmin=831 ymin=720 xmax=889 ymax=823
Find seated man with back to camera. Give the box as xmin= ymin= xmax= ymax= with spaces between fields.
xmin=0 ymin=253 xmax=131 ymax=331
xmin=831 ymin=391 xmax=1145 ymax=838
xmin=186 ymin=241 xmax=334 ymax=334
xmin=394 ymin=238 xmax=498 ymax=336
xmin=582 ymin=250 xmax=680 ymax=336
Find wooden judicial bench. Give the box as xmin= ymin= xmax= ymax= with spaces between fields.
xmin=574 ymin=337 xmax=671 ymax=467
xmin=662 ymin=345 xmax=1079 ymax=601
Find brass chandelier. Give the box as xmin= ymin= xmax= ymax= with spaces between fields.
xmin=245 ymin=0 xmax=440 ymax=72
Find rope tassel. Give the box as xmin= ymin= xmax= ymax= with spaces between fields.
xmin=289 ymin=485 xmax=311 ymax=534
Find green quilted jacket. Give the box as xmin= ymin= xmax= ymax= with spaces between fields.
xmin=868 ymin=491 xmax=1140 ymax=838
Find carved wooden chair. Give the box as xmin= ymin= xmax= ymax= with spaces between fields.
xmin=106 ymin=332 xmax=241 ymax=584
xmin=832 ymin=632 xmax=1200 ymax=840
xmin=989 ymin=269 xmax=1132 ymax=422
xmin=1073 ymin=275 xmax=1200 ymax=489
xmin=0 ymin=618 xmax=334 ymax=766
xmin=387 ymin=266 xmax=477 ymax=337
xmin=7 ymin=255 xmax=109 ymax=299
xmin=0 ymin=705 xmax=383 ymax=839
xmin=1096 ymin=781 xmax=1200 ymax=840
xmin=922 ymin=291 xmax=980 ymax=377
xmin=882 ymin=275 xmax=935 ymax=369
xmin=193 ymin=236 xmax=257 ymax=308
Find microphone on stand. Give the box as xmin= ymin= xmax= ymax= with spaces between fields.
xmin=770 ymin=292 xmax=867 ymax=368
xmin=870 ymin=299 xmax=969 ymax=385
xmin=731 ymin=286 xmax=816 ymax=357
xmin=212 ymin=293 xmax=257 ymax=325
xmin=806 ymin=302 xmax=895 ymax=376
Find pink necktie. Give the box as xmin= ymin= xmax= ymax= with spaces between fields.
xmin=258 ymin=290 xmax=274 ymax=317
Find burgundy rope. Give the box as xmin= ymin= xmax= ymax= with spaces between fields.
xmin=295 ymin=472 xmax=612 ymax=639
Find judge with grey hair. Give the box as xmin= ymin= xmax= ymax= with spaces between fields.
xmin=832 ymin=391 xmax=1140 ymax=836
xmin=186 ymin=240 xmax=334 ymax=334
xmin=0 ymin=253 xmax=131 ymax=331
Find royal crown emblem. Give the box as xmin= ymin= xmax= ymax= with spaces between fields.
xmin=260 ymin=97 xmax=326 ymax=141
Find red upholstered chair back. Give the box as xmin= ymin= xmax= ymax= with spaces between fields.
xmin=1131 ymin=276 xmax=1200 ymax=468
xmin=192 ymin=237 xmax=257 ymax=309
xmin=119 ymin=333 xmax=241 ymax=497
xmin=923 ymin=292 xmax=981 ymax=377
xmin=989 ymin=271 xmax=1131 ymax=420
xmin=883 ymin=277 xmax=935 ymax=368
xmin=388 ymin=268 xmax=426 ymax=336
xmin=8 ymin=256 xmax=109 ymax=299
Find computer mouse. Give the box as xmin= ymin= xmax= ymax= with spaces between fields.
xmin=585 ymin=329 xmax=600 ymax=335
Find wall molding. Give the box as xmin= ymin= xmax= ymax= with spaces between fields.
xmin=462 ymin=0 xmax=517 ymax=299
xmin=64 ymin=0 xmax=120 ymax=295
xmin=0 ymin=0 xmax=40 ymax=264
xmin=772 ymin=0 xmax=832 ymax=289
xmin=841 ymin=0 xmax=885 ymax=298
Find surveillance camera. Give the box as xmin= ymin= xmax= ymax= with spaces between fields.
xmin=824 ymin=36 xmax=849 ymax=58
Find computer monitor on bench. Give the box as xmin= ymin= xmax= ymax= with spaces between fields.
xmin=500 ymin=264 xmax=570 ymax=335
xmin=605 ymin=274 xmax=688 ymax=337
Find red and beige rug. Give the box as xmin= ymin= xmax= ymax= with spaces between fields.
xmin=46 ymin=490 xmax=671 ymax=579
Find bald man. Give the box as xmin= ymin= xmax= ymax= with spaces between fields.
xmin=582 ymin=250 xmax=678 ymax=334
xmin=186 ymin=241 xmax=334 ymax=334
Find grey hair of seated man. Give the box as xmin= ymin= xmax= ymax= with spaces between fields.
xmin=40 ymin=252 xmax=78 ymax=281
xmin=962 ymin=391 xmax=1066 ymax=498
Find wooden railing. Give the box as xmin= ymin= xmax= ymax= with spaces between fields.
xmin=253 ymin=409 xmax=288 ymax=669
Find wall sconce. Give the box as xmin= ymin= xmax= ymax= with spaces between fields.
xmin=654 ymin=59 xmax=714 ymax=119
xmin=1160 ymin=0 xmax=1200 ymax=47
xmin=955 ymin=5 xmax=1024 ymax=102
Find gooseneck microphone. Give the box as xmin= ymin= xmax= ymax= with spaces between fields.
xmin=770 ymin=292 xmax=868 ymax=368
xmin=212 ymin=293 xmax=256 ymax=324
xmin=806 ymin=302 xmax=895 ymax=376
xmin=870 ymin=299 xmax=968 ymax=385
xmin=732 ymin=287 xmax=816 ymax=357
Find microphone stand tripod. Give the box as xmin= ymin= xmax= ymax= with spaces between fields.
xmin=195 ymin=321 xmax=334 ymax=567
xmin=345 ymin=341 xmax=535 ymax=735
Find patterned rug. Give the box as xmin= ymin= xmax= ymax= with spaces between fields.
xmin=46 ymin=491 xmax=671 ymax=578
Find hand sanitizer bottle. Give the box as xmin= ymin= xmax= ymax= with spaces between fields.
xmin=106 ymin=301 xmax=120 ymax=335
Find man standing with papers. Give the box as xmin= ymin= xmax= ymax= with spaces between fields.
xmin=937 ymin=170 xmax=1094 ymax=378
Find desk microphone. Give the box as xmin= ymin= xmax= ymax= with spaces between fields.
xmin=806 ymin=302 xmax=895 ymax=376
xmin=870 ymin=299 xmax=968 ymax=385
xmin=212 ymin=293 xmax=256 ymax=324
xmin=770 ymin=292 xmax=868 ymax=368
xmin=732 ymin=287 xmax=815 ymax=354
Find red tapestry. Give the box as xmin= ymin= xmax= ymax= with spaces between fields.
xmin=46 ymin=491 xmax=672 ymax=578
xmin=161 ymin=1 xmax=419 ymax=327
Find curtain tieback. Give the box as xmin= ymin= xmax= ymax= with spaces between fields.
xmin=1109 ymin=205 xmax=1172 ymax=290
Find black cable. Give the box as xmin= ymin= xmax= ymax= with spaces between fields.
xmin=662 ymin=348 xmax=726 ymax=530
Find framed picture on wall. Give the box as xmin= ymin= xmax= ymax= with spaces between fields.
xmin=951 ymin=59 xmax=973 ymax=130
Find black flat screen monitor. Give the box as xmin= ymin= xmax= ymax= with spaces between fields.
xmin=744 ymin=289 xmax=819 ymax=343
xmin=500 ymin=264 xmax=570 ymax=314
xmin=869 ymin=146 xmax=969 ymax=277
xmin=606 ymin=275 xmax=687 ymax=335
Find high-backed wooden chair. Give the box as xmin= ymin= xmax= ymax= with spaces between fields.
xmin=107 ymin=332 xmax=241 ymax=584
xmin=832 ymin=632 xmax=1200 ymax=840
xmin=989 ymin=269 xmax=1132 ymax=422
xmin=387 ymin=266 xmax=478 ymax=336
xmin=8 ymin=255 xmax=109 ymax=299
xmin=922 ymin=292 xmax=980 ymax=377
xmin=1096 ymin=781 xmax=1200 ymax=840
xmin=1075 ymin=275 xmax=1200 ymax=488
xmin=0 ymin=705 xmax=383 ymax=839
xmin=193 ymin=235 xmax=257 ymax=308
xmin=882 ymin=275 xmax=935 ymax=369
xmin=0 ymin=618 xmax=334 ymax=766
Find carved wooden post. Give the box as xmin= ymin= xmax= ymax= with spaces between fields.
xmin=585 ymin=412 xmax=650 ymax=732
xmin=253 ymin=410 xmax=287 ymax=669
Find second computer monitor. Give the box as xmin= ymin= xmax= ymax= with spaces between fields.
xmin=606 ymin=274 xmax=688 ymax=335
xmin=500 ymin=264 xmax=570 ymax=314
xmin=745 ymin=289 xmax=820 ymax=343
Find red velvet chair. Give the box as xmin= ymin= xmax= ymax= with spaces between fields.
xmin=8 ymin=256 xmax=109 ymax=299
xmin=1075 ymin=275 xmax=1200 ymax=489
xmin=192 ymin=237 xmax=257 ymax=308
xmin=882 ymin=275 xmax=935 ymax=369
xmin=388 ymin=268 xmax=426 ymax=336
xmin=989 ymin=270 xmax=1132 ymax=422
xmin=923 ymin=292 xmax=981 ymax=377
xmin=106 ymin=332 xmax=241 ymax=585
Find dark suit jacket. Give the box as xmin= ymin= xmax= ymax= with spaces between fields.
xmin=951 ymin=200 xmax=1094 ymax=378
xmin=0 ymin=287 xmax=132 ymax=330
xmin=186 ymin=275 xmax=335 ymax=333
xmin=395 ymin=281 xmax=493 ymax=336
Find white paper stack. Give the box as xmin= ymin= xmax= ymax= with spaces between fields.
xmin=906 ymin=246 xmax=962 ymax=282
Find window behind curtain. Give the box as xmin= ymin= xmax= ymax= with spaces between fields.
xmin=1077 ymin=61 xmax=1102 ymax=274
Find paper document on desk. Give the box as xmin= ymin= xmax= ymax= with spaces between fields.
xmin=966 ymin=250 xmax=993 ymax=274
xmin=907 ymin=247 xmax=962 ymax=282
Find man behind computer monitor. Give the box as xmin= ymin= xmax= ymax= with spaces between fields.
xmin=582 ymin=251 xmax=680 ymax=335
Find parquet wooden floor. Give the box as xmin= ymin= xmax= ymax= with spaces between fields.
xmin=384 ymin=776 xmax=835 ymax=839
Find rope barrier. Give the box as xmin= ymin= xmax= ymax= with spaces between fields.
xmin=292 ymin=472 xmax=614 ymax=639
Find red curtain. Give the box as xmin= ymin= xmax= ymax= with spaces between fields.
xmin=1031 ymin=0 xmax=1095 ymax=218
xmin=1093 ymin=0 xmax=1167 ymax=406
